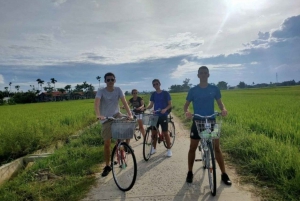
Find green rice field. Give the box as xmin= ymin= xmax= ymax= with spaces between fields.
xmin=0 ymin=100 xmax=96 ymax=165
xmin=171 ymin=85 xmax=300 ymax=200
xmin=0 ymin=86 xmax=299 ymax=200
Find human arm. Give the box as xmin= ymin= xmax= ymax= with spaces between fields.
xmin=121 ymin=100 xmax=131 ymax=109
xmin=216 ymin=99 xmax=228 ymax=117
xmin=183 ymin=100 xmax=192 ymax=119
xmin=120 ymin=96 xmax=134 ymax=119
xmin=146 ymin=101 xmax=154 ymax=110
xmin=94 ymin=97 xmax=106 ymax=120
xmin=161 ymin=99 xmax=172 ymax=114
xmin=138 ymin=99 xmax=145 ymax=111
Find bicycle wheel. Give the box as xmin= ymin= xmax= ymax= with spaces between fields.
xmin=207 ymin=141 xmax=216 ymax=196
xmin=134 ymin=125 xmax=142 ymax=141
xmin=163 ymin=121 xmax=175 ymax=148
xmin=111 ymin=142 xmax=137 ymax=191
xmin=198 ymin=140 xmax=206 ymax=168
xmin=143 ymin=129 xmax=153 ymax=161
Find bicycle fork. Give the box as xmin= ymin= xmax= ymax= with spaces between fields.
xmin=117 ymin=143 xmax=127 ymax=169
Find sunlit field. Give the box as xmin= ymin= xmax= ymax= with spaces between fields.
xmin=0 ymin=100 xmax=95 ymax=165
xmin=1 ymin=86 xmax=299 ymax=200
xmin=170 ymin=85 xmax=300 ymax=200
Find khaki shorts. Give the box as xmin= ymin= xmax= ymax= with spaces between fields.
xmin=101 ymin=113 xmax=122 ymax=140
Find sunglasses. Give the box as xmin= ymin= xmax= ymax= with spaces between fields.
xmin=132 ymin=92 xmax=137 ymax=94
xmin=153 ymin=83 xmax=159 ymax=86
xmin=106 ymin=78 xmax=115 ymax=82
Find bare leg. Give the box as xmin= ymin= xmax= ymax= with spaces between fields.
xmin=152 ymin=129 xmax=157 ymax=149
xmin=163 ymin=131 xmax=171 ymax=149
xmin=188 ymin=139 xmax=199 ymax=171
xmin=104 ymin=139 xmax=111 ymax=166
xmin=213 ymin=139 xmax=226 ymax=173
xmin=138 ymin=119 xmax=145 ymax=138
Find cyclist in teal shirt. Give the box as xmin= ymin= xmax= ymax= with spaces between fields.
xmin=184 ymin=66 xmax=232 ymax=185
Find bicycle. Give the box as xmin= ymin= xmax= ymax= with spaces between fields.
xmin=109 ymin=115 xmax=137 ymax=191
xmin=142 ymin=109 xmax=176 ymax=161
xmin=193 ymin=112 xmax=222 ymax=196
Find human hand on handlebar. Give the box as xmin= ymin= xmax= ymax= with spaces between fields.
xmin=185 ymin=111 xmax=192 ymax=119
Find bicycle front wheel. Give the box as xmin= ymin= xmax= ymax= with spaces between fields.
xmin=163 ymin=121 xmax=175 ymax=148
xmin=207 ymin=141 xmax=216 ymax=196
xmin=111 ymin=142 xmax=137 ymax=191
xmin=143 ymin=129 xmax=153 ymax=161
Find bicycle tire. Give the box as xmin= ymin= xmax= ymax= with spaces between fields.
xmin=143 ymin=129 xmax=153 ymax=161
xmin=163 ymin=121 xmax=175 ymax=148
xmin=207 ymin=141 xmax=216 ymax=196
xmin=111 ymin=142 xmax=137 ymax=191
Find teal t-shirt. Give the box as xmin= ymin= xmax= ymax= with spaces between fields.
xmin=186 ymin=84 xmax=221 ymax=119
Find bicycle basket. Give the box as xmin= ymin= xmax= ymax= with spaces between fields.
xmin=142 ymin=114 xmax=159 ymax=126
xmin=111 ymin=120 xmax=136 ymax=139
xmin=195 ymin=119 xmax=222 ymax=139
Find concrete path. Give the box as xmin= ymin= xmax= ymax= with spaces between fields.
xmin=82 ymin=115 xmax=260 ymax=201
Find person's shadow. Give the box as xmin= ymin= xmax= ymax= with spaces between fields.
xmin=174 ymin=165 xmax=231 ymax=201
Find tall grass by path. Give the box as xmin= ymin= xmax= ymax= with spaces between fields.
xmin=170 ymin=86 xmax=300 ymax=201
xmin=0 ymin=100 xmax=96 ymax=165
xmin=0 ymin=124 xmax=106 ymax=201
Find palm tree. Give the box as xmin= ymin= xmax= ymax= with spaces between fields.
xmin=50 ymin=78 xmax=57 ymax=91
xmin=15 ymin=85 xmax=20 ymax=92
xmin=39 ymin=80 xmax=45 ymax=92
xmin=30 ymin=85 xmax=35 ymax=91
xmin=9 ymin=82 xmax=12 ymax=96
xmin=36 ymin=79 xmax=41 ymax=90
xmin=96 ymin=76 xmax=101 ymax=88
xmin=4 ymin=87 xmax=8 ymax=97
xmin=64 ymin=85 xmax=71 ymax=92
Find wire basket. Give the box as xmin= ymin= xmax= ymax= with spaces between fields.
xmin=195 ymin=119 xmax=222 ymax=139
xmin=111 ymin=120 xmax=136 ymax=139
xmin=142 ymin=114 xmax=159 ymax=126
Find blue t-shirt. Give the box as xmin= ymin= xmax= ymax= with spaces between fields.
xmin=186 ymin=84 xmax=221 ymax=119
xmin=150 ymin=90 xmax=171 ymax=116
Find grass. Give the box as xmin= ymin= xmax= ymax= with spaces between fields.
xmin=0 ymin=100 xmax=96 ymax=165
xmin=0 ymin=123 xmax=107 ymax=201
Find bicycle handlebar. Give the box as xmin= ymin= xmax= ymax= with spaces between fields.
xmin=105 ymin=115 xmax=132 ymax=121
xmin=192 ymin=111 xmax=220 ymax=119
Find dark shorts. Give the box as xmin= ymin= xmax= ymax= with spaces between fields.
xmin=190 ymin=119 xmax=215 ymax=139
xmin=151 ymin=115 xmax=168 ymax=132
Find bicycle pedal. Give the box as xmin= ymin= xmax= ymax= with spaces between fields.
xmin=195 ymin=159 xmax=203 ymax=161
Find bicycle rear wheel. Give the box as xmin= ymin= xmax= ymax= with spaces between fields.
xmin=111 ymin=142 xmax=137 ymax=191
xmin=207 ymin=141 xmax=216 ymax=196
xmin=143 ymin=129 xmax=153 ymax=161
xmin=163 ymin=121 xmax=175 ymax=148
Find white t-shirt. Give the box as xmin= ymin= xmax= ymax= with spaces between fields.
xmin=95 ymin=87 xmax=124 ymax=123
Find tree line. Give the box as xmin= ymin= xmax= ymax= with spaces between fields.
xmin=0 ymin=76 xmax=102 ymax=105
xmin=1 ymin=76 xmax=299 ymax=105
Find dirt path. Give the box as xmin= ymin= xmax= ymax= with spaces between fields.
xmin=82 ymin=114 xmax=260 ymax=201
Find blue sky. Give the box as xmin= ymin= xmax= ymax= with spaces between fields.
xmin=0 ymin=0 xmax=299 ymax=93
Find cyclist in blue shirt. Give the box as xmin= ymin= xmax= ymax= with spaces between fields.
xmin=146 ymin=79 xmax=173 ymax=157
xmin=183 ymin=66 xmax=232 ymax=185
